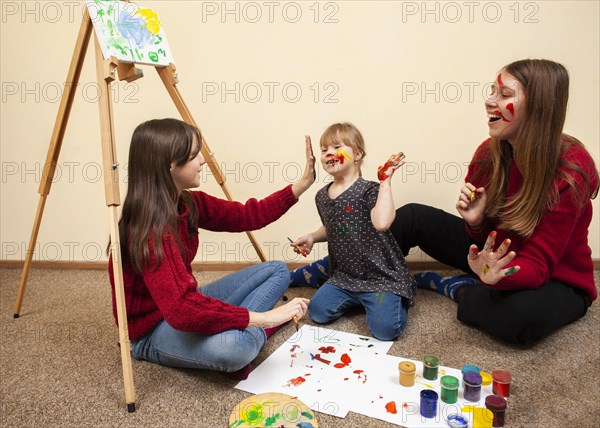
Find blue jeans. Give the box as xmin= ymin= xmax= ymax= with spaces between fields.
xmin=308 ymin=283 xmax=409 ymax=341
xmin=130 ymin=261 xmax=289 ymax=372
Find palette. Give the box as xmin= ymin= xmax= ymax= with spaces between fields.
xmin=229 ymin=392 xmax=319 ymax=427
xmin=235 ymin=326 xmax=497 ymax=427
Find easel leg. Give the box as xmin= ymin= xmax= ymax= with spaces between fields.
xmin=13 ymin=10 xmax=93 ymax=317
xmin=94 ymin=36 xmax=136 ymax=411
xmin=13 ymin=197 xmax=47 ymax=317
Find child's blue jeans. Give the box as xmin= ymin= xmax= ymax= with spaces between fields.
xmin=308 ymin=283 xmax=408 ymax=341
xmin=130 ymin=261 xmax=289 ymax=372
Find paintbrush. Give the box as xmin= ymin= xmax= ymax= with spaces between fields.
xmin=292 ymin=315 xmax=299 ymax=332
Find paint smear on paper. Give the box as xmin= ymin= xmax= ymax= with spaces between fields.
xmin=334 ymin=353 xmax=352 ymax=368
xmin=284 ymin=375 xmax=309 ymax=387
xmin=319 ymin=346 xmax=336 ymax=354
xmin=385 ymin=401 xmax=398 ymax=414
xmin=353 ymin=369 xmax=367 ymax=383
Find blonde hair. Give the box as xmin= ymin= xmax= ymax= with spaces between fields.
xmin=320 ymin=122 xmax=366 ymax=175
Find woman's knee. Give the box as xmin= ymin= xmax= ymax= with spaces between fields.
xmin=208 ymin=329 xmax=265 ymax=371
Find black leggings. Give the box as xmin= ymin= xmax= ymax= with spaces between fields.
xmin=390 ymin=203 xmax=591 ymax=345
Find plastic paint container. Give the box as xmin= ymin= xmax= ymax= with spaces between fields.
xmin=491 ymin=370 xmax=512 ymax=397
xmin=419 ymin=389 xmax=438 ymax=418
xmin=485 ymin=395 xmax=508 ymax=427
xmin=440 ymin=375 xmax=459 ymax=404
xmin=447 ymin=414 xmax=469 ymax=428
xmin=422 ymin=355 xmax=440 ymax=380
xmin=463 ymin=372 xmax=483 ymax=402
xmin=398 ymin=361 xmax=416 ymax=387
xmin=480 ymin=371 xmax=493 ymax=386
xmin=461 ymin=364 xmax=480 ymax=387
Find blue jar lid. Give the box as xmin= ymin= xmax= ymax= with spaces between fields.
xmin=461 ymin=364 xmax=480 ymax=374
xmin=447 ymin=414 xmax=468 ymax=428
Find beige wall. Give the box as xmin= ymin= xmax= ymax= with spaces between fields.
xmin=1 ymin=1 xmax=598 ymax=264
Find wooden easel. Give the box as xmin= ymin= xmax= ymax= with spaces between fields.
xmin=12 ymin=5 xmax=267 ymax=412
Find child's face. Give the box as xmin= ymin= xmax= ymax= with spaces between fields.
xmin=320 ymin=140 xmax=359 ymax=177
xmin=485 ymin=71 xmax=526 ymax=144
xmin=170 ymin=137 xmax=205 ymax=193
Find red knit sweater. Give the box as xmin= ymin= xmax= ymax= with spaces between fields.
xmin=465 ymin=138 xmax=598 ymax=300
xmin=108 ymin=185 xmax=298 ymax=340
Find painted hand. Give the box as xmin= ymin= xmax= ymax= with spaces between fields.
xmin=467 ymin=231 xmax=520 ymax=285
xmin=377 ymin=152 xmax=405 ymax=182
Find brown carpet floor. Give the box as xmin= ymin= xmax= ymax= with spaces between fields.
xmin=1 ymin=268 xmax=599 ymax=427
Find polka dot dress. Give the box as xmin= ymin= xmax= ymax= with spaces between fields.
xmin=316 ymin=177 xmax=416 ymax=306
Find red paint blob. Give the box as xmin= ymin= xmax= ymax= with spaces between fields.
xmin=286 ymin=376 xmax=306 ymax=387
xmin=345 ymin=205 xmax=353 ymax=212
xmin=506 ymin=103 xmax=514 ymax=115
xmin=497 ymin=74 xmax=504 ymax=86
xmin=334 ymin=353 xmax=351 ymax=368
xmin=385 ymin=401 xmax=398 ymax=414
xmin=337 ymin=153 xmax=345 ymax=164
xmin=319 ymin=346 xmax=336 ymax=354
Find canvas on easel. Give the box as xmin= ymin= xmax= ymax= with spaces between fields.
xmin=13 ymin=0 xmax=267 ymax=413
xmin=86 ymin=0 xmax=174 ymax=66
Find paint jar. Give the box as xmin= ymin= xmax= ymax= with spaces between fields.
xmin=463 ymin=371 xmax=483 ymax=402
xmin=440 ymin=375 xmax=459 ymax=404
xmin=446 ymin=414 xmax=469 ymax=428
xmin=461 ymin=364 xmax=480 ymax=387
xmin=480 ymin=371 xmax=493 ymax=386
xmin=398 ymin=361 xmax=416 ymax=387
xmin=485 ymin=395 xmax=508 ymax=427
xmin=419 ymin=389 xmax=438 ymax=418
xmin=491 ymin=370 xmax=512 ymax=398
xmin=422 ymin=355 xmax=439 ymax=380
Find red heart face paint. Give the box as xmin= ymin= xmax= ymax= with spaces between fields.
xmin=486 ymin=72 xmax=525 ymax=143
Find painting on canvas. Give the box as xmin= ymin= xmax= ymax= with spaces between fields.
xmin=86 ymin=0 xmax=174 ymax=66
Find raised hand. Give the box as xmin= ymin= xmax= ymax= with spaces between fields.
xmin=291 ymin=135 xmax=316 ymax=198
xmin=456 ymin=182 xmax=487 ymax=228
xmin=377 ymin=152 xmax=405 ymax=182
xmin=468 ymin=231 xmax=520 ymax=285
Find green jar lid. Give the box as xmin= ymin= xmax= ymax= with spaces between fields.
xmin=423 ymin=355 xmax=439 ymax=367
xmin=440 ymin=375 xmax=459 ymax=390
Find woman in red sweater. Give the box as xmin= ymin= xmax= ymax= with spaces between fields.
xmin=292 ymin=59 xmax=598 ymax=344
xmin=392 ymin=59 xmax=599 ymax=344
xmin=109 ymin=118 xmax=313 ymax=378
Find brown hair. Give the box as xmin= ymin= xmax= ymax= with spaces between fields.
xmin=320 ymin=122 xmax=366 ymax=175
xmin=474 ymin=59 xmax=598 ymax=237
xmin=116 ymin=118 xmax=201 ymax=273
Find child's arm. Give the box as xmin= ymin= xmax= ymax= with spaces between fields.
xmin=371 ymin=153 xmax=405 ymax=231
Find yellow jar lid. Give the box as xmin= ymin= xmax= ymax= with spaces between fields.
xmin=480 ymin=371 xmax=493 ymax=386
xmin=399 ymin=361 xmax=416 ymax=374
